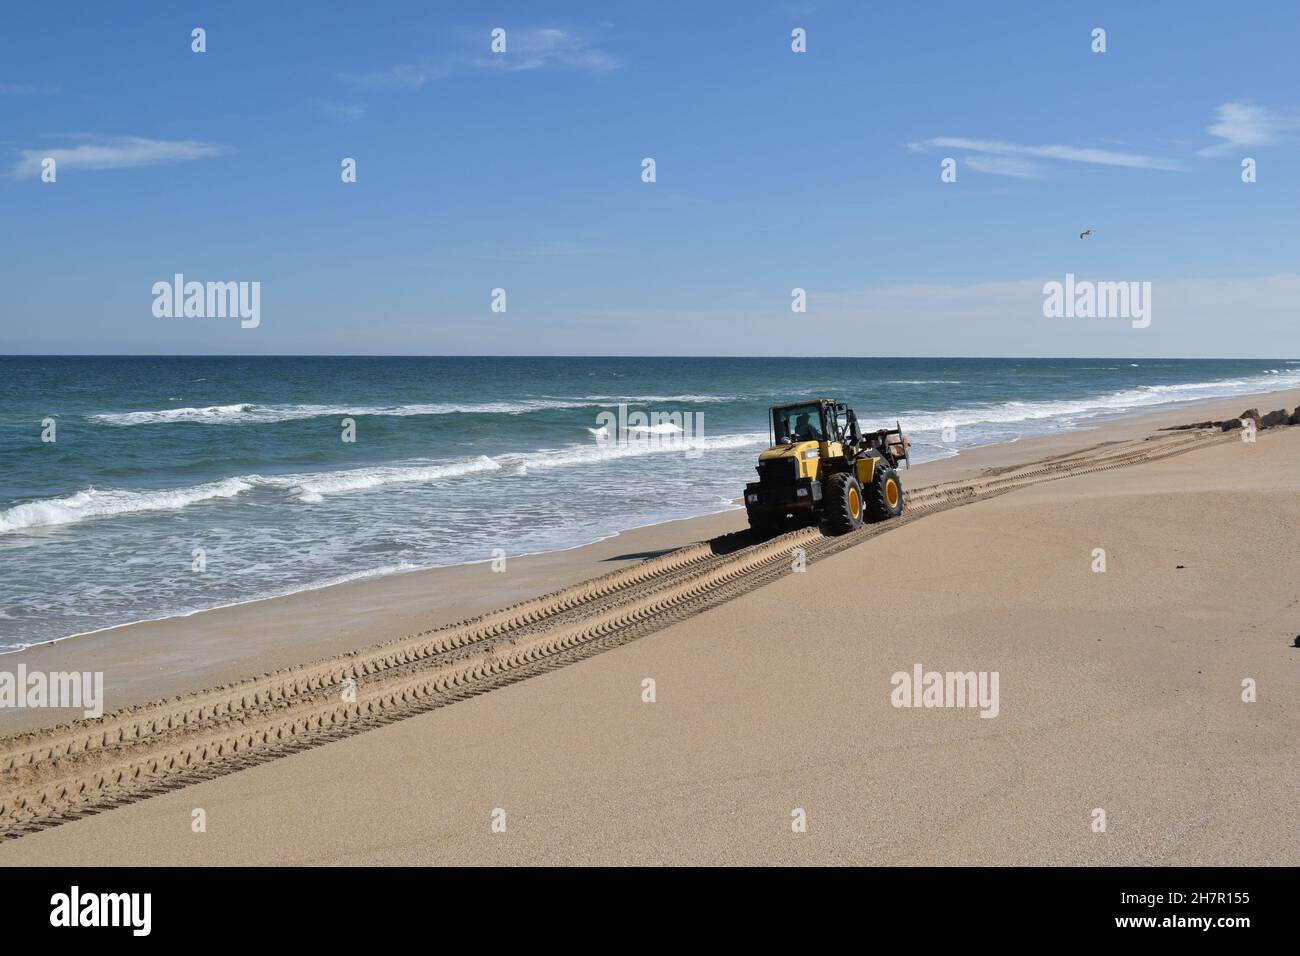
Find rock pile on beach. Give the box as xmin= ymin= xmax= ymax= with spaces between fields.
xmin=1165 ymin=406 xmax=1300 ymax=432
xmin=1217 ymin=406 xmax=1300 ymax=432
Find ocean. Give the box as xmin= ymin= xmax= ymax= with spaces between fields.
xmin=1 ymin=355 xmax=1297 ymax=650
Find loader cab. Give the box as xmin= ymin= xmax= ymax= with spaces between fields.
xmin=771 ymin=402 xmax=828 ymax=445
xmin=769 ymin=400 xmax=853 ymax=445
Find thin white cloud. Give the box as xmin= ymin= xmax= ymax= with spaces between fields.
xmin=909 ymin=136 xmax=1184 ymax=172
xmin=347 ymin=28 xmax=619 ymax=88
xmin=1199 ymin=101 xmax=1300 ymax=156
xmin=313 ymin=100 xmax=367 ymax=120
xmin=350 ymin=62 xmax=451 ymax=89
xmin=481 ymin=27 xmax=620 ymax=73
xmin=963 ymin=154 xmax=1047 ymax=179
xmin=10 ymin=136 xmax=226 ymax=178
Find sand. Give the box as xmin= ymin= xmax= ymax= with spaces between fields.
xmin=1 ymin=388 xmax=1297 ymax=864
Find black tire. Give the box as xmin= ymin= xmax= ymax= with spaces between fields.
xmin=865 ymin=465 xmax=904 ymax=521
xmin=747 ymin=509 xmax=777 ymax=536
xmin=824 ymin=472 xmax=864 ymax=535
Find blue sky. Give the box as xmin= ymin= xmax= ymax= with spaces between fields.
xmin=2 ymin=0 xmax=1298 ymax=357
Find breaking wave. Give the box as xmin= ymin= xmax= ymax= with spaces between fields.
xmin=91 ymin=394 xmax=739 ymax=426
xmin=0 ymin=478 xmax=256 ymax=533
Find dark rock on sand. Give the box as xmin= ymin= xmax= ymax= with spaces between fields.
xmin=1261 ymin=409 xmax=1290 ymax=428
xmin=1238 ymin=408 xmax=1263 ymax=429
xmin=1220 ymin=418 xmax=1243 ymax=432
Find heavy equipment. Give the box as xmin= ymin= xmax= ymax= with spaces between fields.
xmin=743 ymin=399 xmax=908 ymax=535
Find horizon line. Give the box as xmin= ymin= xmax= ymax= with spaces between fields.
xmin=4 ymin=354 xmax=1299 ymax=362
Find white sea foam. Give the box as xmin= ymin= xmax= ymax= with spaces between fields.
xmin=874 ymin=371 xmax=1300 ymax=435
xmin=265 ymin=456 xmax=501 ymax=503
xmin=507 ymin=432 xmax=768 ymax=472
xmin=0 ymin=459 xmax=502 ymax=530
xmin=92 ymin=403 xmax=257 ymax=425
xmin=0 ymin=477 xmax=255 ymax=533
xmin=574 ymin=394 xmax=736 ymax=403
xmin=92 ymin=400 xmax=593 ymax=425
xmin=625 ymin=422 xmax=684 ymax=434
xmin=92 ymin=394 xmax=739 ymax=426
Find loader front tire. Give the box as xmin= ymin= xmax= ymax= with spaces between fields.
xmin=824 ymin=473 xmax=864 ymax=535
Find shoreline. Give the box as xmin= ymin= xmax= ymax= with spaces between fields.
xmin=1 ymin=501 xmax=745 ymax=657
xmin=2 ymin=384 xmax=1297 ymax=735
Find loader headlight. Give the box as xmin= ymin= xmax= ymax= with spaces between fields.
xmin=796 ymin=487 xmax=809 ymax=497
xmin=746 ymin=494 xmax=758 ymax=503
xmin=802 ymin=450 xmax=819 ymax=460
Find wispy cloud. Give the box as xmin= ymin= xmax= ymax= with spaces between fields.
xmin=489 ymin=28 xmax=620 ymax=74
xmin=1199 ymin=101 xmax=1300 ymax=156
xmin=908 ymin=136 xmax=1184 ymax=173
xmin=963 ymin=154 xmax=1047 ymax=179
xmin=346 ymin=28 xmax=620 ymax=88
xmin=10 ymin=136 xmax=226 ymax=178
xmin=350 ymin=62 xmax=451 ymax=89
xmin=313 ymin=100 xmax=367 ymax=120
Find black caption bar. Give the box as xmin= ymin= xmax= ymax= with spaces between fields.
xmin=2 ymin=865 xmax=1290 ymax=941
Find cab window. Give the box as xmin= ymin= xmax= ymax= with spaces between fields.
xmin=773 ymin=404 xmax=825 ymax=443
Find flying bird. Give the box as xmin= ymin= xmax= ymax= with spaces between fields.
xmin=1080 ymin=228 xmax=1094 ymax=239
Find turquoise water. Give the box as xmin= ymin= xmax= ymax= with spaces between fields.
xmin=1 ymin=355 xmax=1297 ymax=649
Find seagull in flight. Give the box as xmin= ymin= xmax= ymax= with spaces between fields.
xmin=1079 ymin=228 xmax=1094 ymax=239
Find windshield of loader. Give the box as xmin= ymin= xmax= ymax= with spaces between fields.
xmin=772 ymin=403 xmax=826 ymax=444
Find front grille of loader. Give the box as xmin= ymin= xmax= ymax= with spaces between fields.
xmin=756 ymin=458 xmax=799 ymax=487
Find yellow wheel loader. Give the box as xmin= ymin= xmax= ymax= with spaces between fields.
xmin=743 ymin=399 xmax=908 ymax=535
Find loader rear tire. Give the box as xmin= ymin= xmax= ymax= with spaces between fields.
xmin=865 ymin=465 xmax=904 ymax=522
xmin=824 ymin=473 xmax=864 ymax=535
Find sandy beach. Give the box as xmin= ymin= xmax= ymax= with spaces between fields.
xmin=1 ymin=388 xmax=1298 ymax=865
